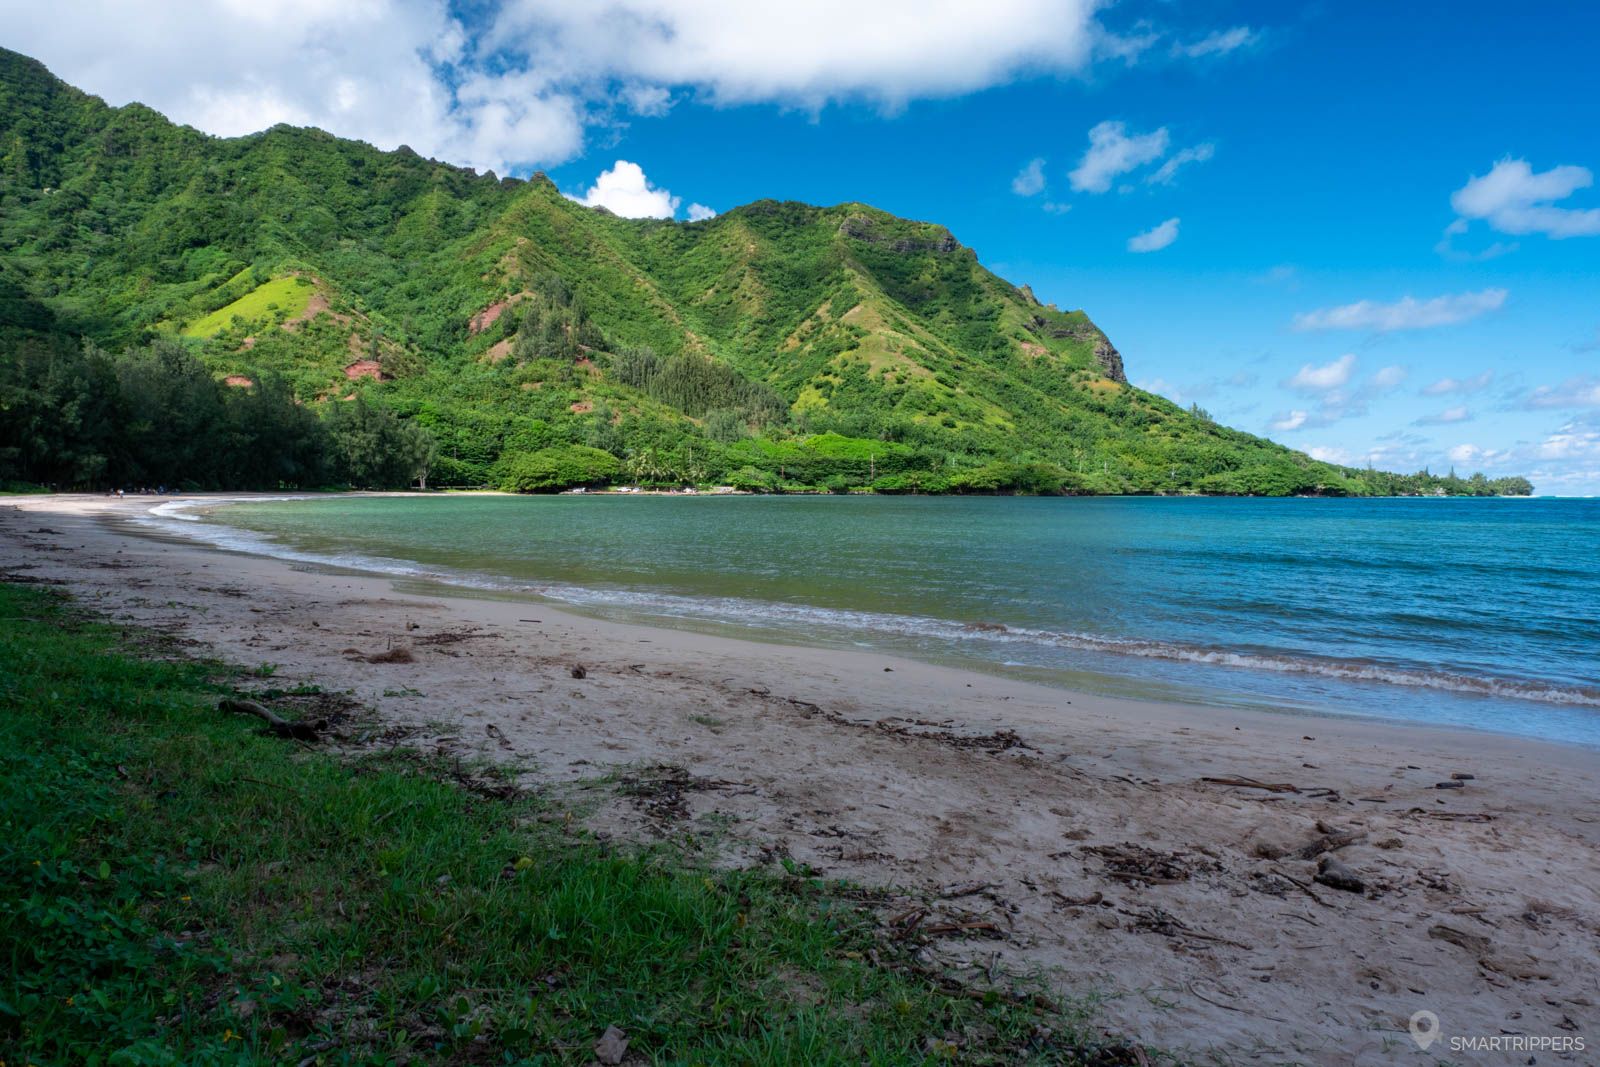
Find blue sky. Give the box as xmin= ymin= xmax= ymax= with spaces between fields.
xmin=8 ymin=1 xmax=1599 ymax=491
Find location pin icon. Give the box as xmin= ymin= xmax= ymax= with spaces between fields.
xmin=1409 ymin=1010 xmax=1440 ymax=1050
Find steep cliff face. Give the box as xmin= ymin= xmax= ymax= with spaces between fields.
xmin=1093 ymin=337 xmax=1127 ymax=383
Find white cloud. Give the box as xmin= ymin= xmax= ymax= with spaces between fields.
xmin=1433 ymin=216 xmax=1518 ymax=261
xmin=1446 ymin=443 xmax=1502 ymax=466
xmin=1127 ymin=216 xmax=1180 ymax=252
xmin=1012 ymin=158 xmax=1047 ymax=197
xmin=1146 ymin=142 xmax=1215 ymax=186
xmin=1370 ymin=364 xmax=1407 ymax=389
xmin=686 ymin=202 xmax=718 ymax=222
xmin=1042 ymin=201 xmax=1074 ymax=215
xmin=1524 ymin=375 xmax=1600 ymax=410
xmin=1269 ymin=410 xmax=1309 ymax=432
xmin=0 ymin=0 xmax=1119 ymax=175
xmin=1275 ymin=359 xmax=1406 ymax=431
xmin=1286 ymin=353 xmax=1356 ymax=391
xmin=0 ymin=1 xmax=587 ymax=176
xmin=1449 ymin=158 xmax=1600 ymax=239
xmin=488 ymin=0 xmax=1107 ymax=110
xmin=1536 ymin=417 xmax=1600 ymax=461
xmin=1069 ymin=121 xmax=1169 ymax=193
xmin=1292 ymin=288 xmax=1507 ymax=332
xmin=572 ymin=160 xmax=680 ymax=218
xmin=1415 ymin=406 xmax=1472 ymax=426
xmin=1172 ymin=26 xmax=1258 ymax=58
xmin=1306 ymin=445 xmax=1353 ymax=464
xmin=1422 ymin=371 xmax=1494 ymax=396
xmin=622 ymin=83 xmax=674 ymax=117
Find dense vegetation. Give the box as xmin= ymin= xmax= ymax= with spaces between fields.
xmin=0 ymin=286 xmax=431 ymax=489
xmin=0 ymin=579 xmax=1134 ymax=1063
xmin=0 ymin=48 xmax=1531 ymax=496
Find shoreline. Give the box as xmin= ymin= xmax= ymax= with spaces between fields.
xmin=123 ymin=490 xmax=1600 ymax=748
xmin=4 ymin=493 xmax=1597 ymax=1062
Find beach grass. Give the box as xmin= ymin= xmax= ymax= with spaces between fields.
xmin=0 ymin=580 xmax=1127 ymax=1065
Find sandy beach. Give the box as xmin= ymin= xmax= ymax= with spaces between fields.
xmin=3 ymin=493 xmax=1595 ymax=1064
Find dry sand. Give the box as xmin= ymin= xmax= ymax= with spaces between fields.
xmin=3 ymin=494 xmax=1596 ymax=1065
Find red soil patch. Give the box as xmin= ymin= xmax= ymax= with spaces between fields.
xmin=483 ymin=338 xmax=513 ymax=363
xmin=223 ymin=375 xmax=255 ymax=388
xmin=281 ymin=285 xmax=352 ymax=331
xmin=569 ymin=400 xmax=594 ymax=414
xmin=239 ymin=336 xmax=256 ymax=350
xmin=343 ymin=360 xmax=388 ymax=382
xmin=468 ymin=291 xmax=530 ymax=334
xmin=1019 ymin=341 xmax=1047 ymax=357
xmin=574 ymin=356 xmax=600 ymax=377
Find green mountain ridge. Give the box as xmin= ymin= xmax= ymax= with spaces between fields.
xmin=0 ymin=48 xmax=1531 ymax=496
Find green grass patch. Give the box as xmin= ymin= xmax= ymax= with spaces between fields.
xmin=0 ymin=581 xmax=1133 ymax=1064
xmin=180 ymin=276 xmax=315 ymax=338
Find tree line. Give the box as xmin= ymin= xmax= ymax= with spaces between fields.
xmin=0 ymin=333 xmax=434 ymax=491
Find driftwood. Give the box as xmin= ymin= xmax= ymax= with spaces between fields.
xmin=220 ymin=698 xmax=320 ymax=741
xmin=1293 ymin=828 xmax=1367 ymax=861
xmin=1200 ymin=776 xmax=1301 ymax=793
xmin=1313 ymin=854 xmax=1365 ymax=893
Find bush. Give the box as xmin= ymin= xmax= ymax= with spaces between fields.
xmin=726 ymin=465 xmax=778 ymax=492
xmin=496 ymin=444 xmax=620 ymax=493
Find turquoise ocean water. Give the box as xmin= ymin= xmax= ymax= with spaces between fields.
xmin=148 ymin=495 xmax=1600 ymax=745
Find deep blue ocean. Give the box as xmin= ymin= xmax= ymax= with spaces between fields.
xmin=152 ymin=495 xmax=1600 ymax=745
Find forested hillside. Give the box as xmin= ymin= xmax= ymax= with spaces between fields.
xmin=0 ymin=48 xmax=1531 ymax=496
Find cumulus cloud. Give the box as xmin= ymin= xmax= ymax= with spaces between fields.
xmin=1422 ymin=371 xmax=1494 ymax=396
xmin=1292 ymin=288 xmax=1507 ymax=332
xmin=1524 ymin=375 xmax=1600 ymax=410
xmin=1449 ymin=158 xmax=1600 ymax=239
xmin=0 ymin=1 xmax=587 ymax=176
xmin=1536 ymin=415 xmax=1600 ymax=462
xmin=1127 ymin=217 xmax=1180 ymax=252
xmin=686 ymin=202 xmax=718 ymax=222
xmin=1446 ymin=442 xmax=1504 ymax=467
xmin=1285 ymin=353 xmax=1356 ymax=391
xmin=1012 ymin=158 xmax=1047 ymax=197
xmin=0 ymin=0 xmax=1123 ymax=175
xmin=488 ymin=0 xmax=1109 ymax=110
xmin=1069 ymin=121 xmax=1170 ymax=193
xmin=1274 ymin=358 xmax=1408 ymax=432
xmin=1172 ymin=26 xmax=1258 ymax=58
xmin=572 ymin=160 xmax=681 ymax=218
xmin=1306 ymin=445 xmax=1353 ymax=464
xmin=1415 ymin=406 xmax=1472 ymax=426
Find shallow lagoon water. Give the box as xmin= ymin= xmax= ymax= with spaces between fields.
xmin=155 ymin=494 xmax=1600 ymax=746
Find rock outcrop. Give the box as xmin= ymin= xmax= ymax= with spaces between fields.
xmin=1093 ymin=338 xmax=1127 ymax=383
